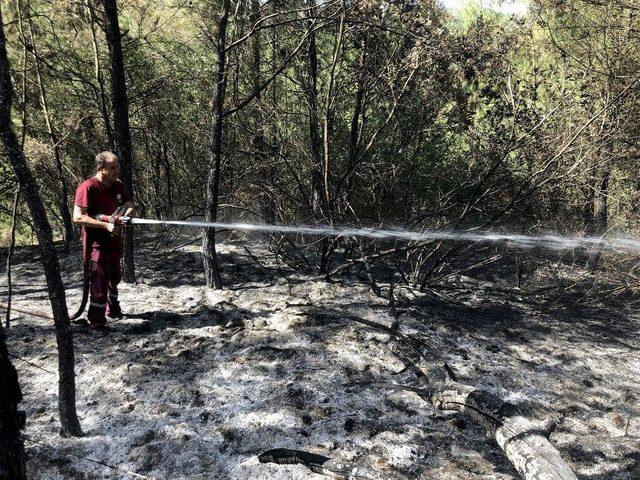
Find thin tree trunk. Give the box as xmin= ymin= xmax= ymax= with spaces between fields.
xmin=24 ymin=7 xmax=75 ymax=250
xmin=154 ymin=145 xmax=162 ymax=219
xmin=5 ymin=186 xmax=20 ymax=329
xmin=583 ymin=164 xmax=596 ymax=233
xmin=103 ymin=0 xmax=136 ymax=283
xmin=306 ymin=2 xmax=323 ymax=218
xmin=584 ymin=160 xmax=611 ymax=236
xmin=162 ymin=142 xmax=173 ymax=216
xmin=345 ymin=35 xmax=366 ymax=209
xmin=593 ymin=162 xmax=610 ymax=234
xmin=15 ymin=0 xmax=28 ymax=149
xmin=86 ymin=0 xmax=114 ymax=148
xmin=270 ymin=1 xmax=279 ymax=218
xmin=586 ymin=160 xmax=611 ymax=271
xmin=0 ymin=6 xmax=82 ymax=436
xmin=321 ymin=7 xmax=345 ymax=213
xmin=250 ymin=0 xmax=274 ymax=225
xmin=0 ymin=320 xmax=26 ymax=480
xmin=304 ymin=0 xmax=328 ymax=272
xmin=203 ymin=0 xmax=231 ymax=290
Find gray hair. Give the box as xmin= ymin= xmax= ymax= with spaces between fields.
xmin=95 ymin=151 xmax=117 ymax=170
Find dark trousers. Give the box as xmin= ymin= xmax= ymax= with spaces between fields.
xmin=87 ymin=252 xmax=122 ymax=325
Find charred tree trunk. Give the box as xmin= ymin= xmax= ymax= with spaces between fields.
xmin=0 ymin=322 xmax=26 ymax=480
xmin=345 ymin=35 xmax=366 ymax=210
xmin=585 ymin=160 xmax=611 ymax=270
xmin=304 ymin=0 xmax=329 ymax=272
xmin=584 ymin=160 xmax=611 ymax=237
xmin=86 ymin=0 xmax=114 ymax=148
xmin=0 ymin=6 xmax=82 ymax=437
xmin=429 ymin=383 xmax=578 ymax=480
xmin=321 ymin=6 xmax=345 ymax=215
xmin=15 ymin=0 xmax=28 ymax=149
xmin=202 ymin=0 xmax=230 ymax=289
xmin=103 ymin=0 xmax=136 ymax=283
xmin=259 ymin=449 xmax=384 ymax=479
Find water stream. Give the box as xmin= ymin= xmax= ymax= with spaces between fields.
xmin=131 ymin=218 xmax=640 ymax=253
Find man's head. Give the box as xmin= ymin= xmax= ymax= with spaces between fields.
xmin=95 ymin=151 xmax=120 ymax=183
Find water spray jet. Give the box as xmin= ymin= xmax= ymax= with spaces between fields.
xmin=130 ymin=218 xmax=640 ymax=253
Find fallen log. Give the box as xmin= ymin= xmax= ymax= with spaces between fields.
xmin=258 ymin=448 xmax=386 ymax=479
xmin=429 ymin=383 xmax=577 ymax=480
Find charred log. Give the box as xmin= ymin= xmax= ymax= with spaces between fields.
xmin=259 ymin=448 xmax=385 ymax=480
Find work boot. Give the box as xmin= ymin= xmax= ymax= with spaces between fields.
xmin=71 ymin=318 xmax=90 ymax=334
xmin=106 ymin=302 xmax=124 ymax=320
xmin=88 ymin=304 xmax=107 ymax=327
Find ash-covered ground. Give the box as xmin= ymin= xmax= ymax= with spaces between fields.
xmin=2 ymin=235 xmax=639 ymax=479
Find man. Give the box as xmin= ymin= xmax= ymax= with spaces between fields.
xmin=73 ymin=151 xmax=134 ymax=329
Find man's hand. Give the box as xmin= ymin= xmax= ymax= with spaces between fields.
xmin=116 ymin=215 xmax=131 ymax=226
xmin=106 ymin=223 xmax=122 ymax=236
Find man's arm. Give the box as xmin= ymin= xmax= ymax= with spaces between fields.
xmin=73 ymin=205 xmax=117 ymax=233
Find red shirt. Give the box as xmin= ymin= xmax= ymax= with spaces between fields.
xmin=74 ymin=177 xmax=130 ymax=257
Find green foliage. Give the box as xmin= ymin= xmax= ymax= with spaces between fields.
xmin=2 ymin=0 xmax=640 ymax=245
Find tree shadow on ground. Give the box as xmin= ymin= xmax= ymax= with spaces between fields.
xmin=85 ymin=303 xmax=271 ymax=337
xmin=571 ymin=449 xmax=639 ymax=480
xmin=134 ymin=247 xmax=301 ymax=290
xmin=399 ymin=283 xmax=639 ymax=351
xmin=0 ymin=285 xmax=49 ymax=297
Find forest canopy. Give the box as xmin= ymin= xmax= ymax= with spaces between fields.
xmin=1 ymin=0 xmax=639 ymax=247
